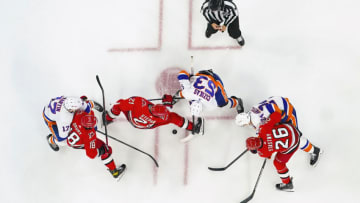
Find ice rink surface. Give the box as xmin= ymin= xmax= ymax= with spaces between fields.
xmin=1 ymin=0 xmax=360 ymax=202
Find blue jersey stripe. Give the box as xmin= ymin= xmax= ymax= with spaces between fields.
xmin=266 ymin=103 xmax=275 ymax=114
xmin=282 ymin=98 xmax=288 ymax=115
xmin=212 ymin=72 xmax=224 ymax=86
xmin=178 ymin=74 xmax=189 ymax=80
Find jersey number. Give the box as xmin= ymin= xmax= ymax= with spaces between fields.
xmin=193 ymin=76 xmax=216 ymax=97
xmin=258 ymin=99 xmax=276 ymax=111
xmin=272 ymin=127 xmax=289 ymax=149
xmin=68 ymin=132 xmax=80 ymax=146
xmin=48 ymin=97 xmax=62 ymax=114
xmin=133 ymin=117 xmax=147 ymax=124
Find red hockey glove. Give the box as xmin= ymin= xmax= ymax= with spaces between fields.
xmin=162 ymin=94 xmax=174 ymax=108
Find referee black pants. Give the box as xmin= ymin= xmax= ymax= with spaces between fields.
xmin=206 ymin=17 xmax=242 ymax=39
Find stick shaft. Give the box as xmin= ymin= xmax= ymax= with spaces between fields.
xmin=96 ymin=130 xmax=159 ymax=167
xmin=208 ymin=149 xmax=249 ymax=171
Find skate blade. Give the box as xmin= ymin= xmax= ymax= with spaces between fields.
xmin=276 ymin=188 xmax=294 ymax=192
xmin=116 ymin=167 xmax=127 ymax=182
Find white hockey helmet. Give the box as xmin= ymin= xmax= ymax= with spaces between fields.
xmin=64 ymin=97 xmax=83 ymax=113
xmin=235 ymin=112 xmax=251 ymax=127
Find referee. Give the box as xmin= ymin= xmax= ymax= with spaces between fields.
xmin=201 ymin=0 xmax=245 ymax=46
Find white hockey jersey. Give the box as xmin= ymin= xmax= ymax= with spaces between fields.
xmin=43 ymin=96 xmax=92 ymax=142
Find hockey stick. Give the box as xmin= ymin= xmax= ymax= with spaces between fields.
xmin=148 ymin=97 xmax=183 ymax=102
xmin=190 ymin=56 xmax=195 ymax=135
xmin=240 ymin=159 xmax=267 ymax=203
xmin=208 ymin=149 xmax=249 ymax=171
xmin=96 ymin=75 xmax=108 ymax=146
xmin=96 ymin=129 xmax=159 ymax=167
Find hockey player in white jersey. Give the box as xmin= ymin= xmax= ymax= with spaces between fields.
xmin=176 ymin=69 xmax=244 ymax=142
xmin=42 ymin=96 xmax=101 ymax=151
xmin=177 ymin=69 xmax=244 ymax=116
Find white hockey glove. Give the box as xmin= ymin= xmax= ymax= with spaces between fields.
xmin=190 ymin=100 xmax=203 ymax=117
xmin=235 ymin=112 xmax=251 ymax=127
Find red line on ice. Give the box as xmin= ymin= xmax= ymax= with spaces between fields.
xmin=108 ymin=0 xmax=163 ymax=52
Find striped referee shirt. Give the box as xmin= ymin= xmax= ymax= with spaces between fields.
xmin=201 ymin=0 xmax=239 ymax=26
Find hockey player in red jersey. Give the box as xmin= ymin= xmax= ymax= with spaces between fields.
xmin=43 ymin=95 xmax=103 ymax=151
xmin=236 ymin=96 xmax=322 ymax=166
xmin=245 ymin=112 xmax=322 ymax=191
xmin=67 ymin=109 xmax=126 ymax=180
xmin=104 ymin=96 xmax=204 ymax=142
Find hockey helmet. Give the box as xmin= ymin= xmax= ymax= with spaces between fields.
xmin=81 ymin=114 xmax=97 ymax=129
xmin=64 ymin=97 xmax=83 ymax=113
xmin=209 ymin=0 xmax=224 ymax=11
xmin=197 ymin=69 xmax=214 ymax=77
xmin=246 ymin=137 xmax=263 ymax=151
xmin=150 ymin=104 xmax=170 ymax=118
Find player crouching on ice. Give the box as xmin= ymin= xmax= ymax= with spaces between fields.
xmin=176 ymin=69 xmax=244 ymax=141
xmin=68 ymin=110 xmax=126 ymax=180
xmin=236 ymin=96 xmax=322 ymax=191
xmin=177 ymin=69 xmax=244 ymax=114
xmin=43 ymin=96 xmax=125 ymax=180
xmin=43 ymin=96 xmax=102 ymax=151
xmin=103 ymin=96 xmax=204 ymax=142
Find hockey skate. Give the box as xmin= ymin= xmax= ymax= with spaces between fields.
xmin=180 ymin=117 xmax=204 ymax=143
xmin=236 ymin=35 xmax=245 ymax=46
xmin=231 ymin=96 xmax=244 ymax=113
xmin=276 ymin=177 xmax=294 ymax=192
xmin=194 ymin=117 xmax=205 ymax=135
xmin=46 ymin=134 xmax=59 ymax=152
xmin=310 ymin=146 xmax=323 ymax=166
xmin=109 ymin=164 xmax=126 ymax=181
xmin=102 ymin=111 xmax=113 ymax=126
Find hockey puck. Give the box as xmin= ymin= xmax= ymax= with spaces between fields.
xmin=172 ymin=129 xmax=177 ymax=134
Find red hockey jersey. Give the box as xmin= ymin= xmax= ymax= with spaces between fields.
xmin=110 ymin=97 xmax=182 ymax=129
xmin=67 ymin=110 xmax=99 ymax=159
xmin=257 ymin=113 xmax=301 ymax=158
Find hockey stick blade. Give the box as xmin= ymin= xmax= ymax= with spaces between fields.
xmin=208 ymin=149 xmax=249 ymax=171
xmin=239 ymin=159 xmax=267 ymax=203
xmin=208 ymin=166 xmax=226 ymax=171
xmin=240 ymin=193 xmax=254 ymax=203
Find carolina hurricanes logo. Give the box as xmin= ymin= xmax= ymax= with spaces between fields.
xmin=129 ymin=112 xmax=155 ymax=129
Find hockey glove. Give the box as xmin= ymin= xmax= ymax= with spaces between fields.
xmin=250 ymin=150 xmax=258 ymax=154
xmin=190 ymin=100 xmax=203 ymax=117
xmin=162 ymin=94 xmax=174 ymax=108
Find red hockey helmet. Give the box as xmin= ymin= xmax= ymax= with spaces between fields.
xmin=150 ymin=104 xmax=169 ymax=118
xmin=81 ymin=114 xmax=97 ymax=129
xmin=246 ymin=137 xmax=263 ymax=151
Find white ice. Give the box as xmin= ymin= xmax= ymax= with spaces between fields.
xmin=1 ymin=0 xmax=360 ymax=202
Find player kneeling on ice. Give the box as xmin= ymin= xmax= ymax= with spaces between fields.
xmin=177 ymin=69 xmax=244 ymax=114
xmin=68 ymin=110 xmax=126 ymax=180
xmin=235 ymin=96 xmax=322 ymax=167
xmin=43 ymin=96 xmax=103 ymax=151
xmin=246 ymin=120 xmax=322 ymax=191
xmin=103 ymin=96 xmax=203 ymax=142
xmin=176 ymin=69 xmax=244 ymax=141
